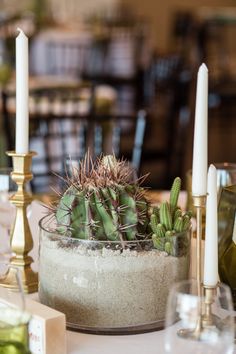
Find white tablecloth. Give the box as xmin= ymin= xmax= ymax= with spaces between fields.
xmin=67 ymin=330 xmax=166 ymax=354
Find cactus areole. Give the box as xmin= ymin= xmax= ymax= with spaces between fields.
xmin=52 ymin=155 xmax=149 ymax=242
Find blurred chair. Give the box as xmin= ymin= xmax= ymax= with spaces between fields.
xmin=46 ymin=40 xmax=91 ymax=78
xmin=1 ymin=82 xmax=146 ymax=193
xmin=30 ymin=23 xmax=150 ymax=116
xmin=194 ymin=12 xmax=236 ymax=165
xmin=141 ymin=52 xmax=192 ymax=188
xmin=30 ymin=29 xmax=93 ymax=78
xmin=196 ymin=16 xmax=236 ymax=80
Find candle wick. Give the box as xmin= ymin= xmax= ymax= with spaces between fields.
xmin=200 ymin=63 xmax=208 ymax=72
xmin=16 ymin=28 xmax=26 ymax=37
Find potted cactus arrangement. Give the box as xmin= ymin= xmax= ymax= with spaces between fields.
xmin=39 ymin=155 xmax=191 ymax=334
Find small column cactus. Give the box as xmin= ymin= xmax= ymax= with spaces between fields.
xmin=150 ymin=177 xmax=191 ymax=256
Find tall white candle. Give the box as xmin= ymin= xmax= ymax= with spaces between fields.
xmin=204 ymin=164 xmax=218 ymax=287
xmin=15 ymin=28 xmax=29 ymax=154
xmin=192 ymin=63 xmax=208 ymax=196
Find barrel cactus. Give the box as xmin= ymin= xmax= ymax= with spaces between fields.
xmin=52 ymin=155 xmax=149 ymax=242
xmin=150 ymin=177 xmax=191 ymax=256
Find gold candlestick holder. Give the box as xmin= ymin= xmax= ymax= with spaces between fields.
xmin=178 ymin=194 xmax=207 ymax=340
xmin=192 ymin=195 xmax=206 ymax=298
xmin=178 ymin=194 xmax=221 ymax=340
xmin=202 ymin=285 xmax=218 ymax=328
xmin=178 ymin=282 xmax=219 ymax=341
xmin=0 ymin=151 xmax=38 ymax=293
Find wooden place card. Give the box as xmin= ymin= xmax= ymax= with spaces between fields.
xmin=0 ymin=287 xmax=66 ymax=354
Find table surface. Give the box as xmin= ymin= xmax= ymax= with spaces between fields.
xmin=67 ymin=329 xmax=166 ymax=354
xmin=1 ymin=192 xmax=236 ymax=354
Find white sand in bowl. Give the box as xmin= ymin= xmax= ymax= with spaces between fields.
xmin=39 ymin=237 xmax=189 ymax=328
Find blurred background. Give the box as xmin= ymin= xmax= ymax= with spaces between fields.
xmin=0 ymin=0 xmax=236 ymax=193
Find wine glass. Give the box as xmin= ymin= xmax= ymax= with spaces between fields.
xmin=186 ymin=163 xmax=236 ymax=211
xmin=164 ymin=279 xmax=235 ymax=354
xmin=0 ymin=263 xmax=31 ymax=354
xmin=214 ymin=163 xmax=236 ymax=201
xmin=0 ymin=168 xmax=17 ymax=259
xmin=0 ymin=167 xmax=17 ymax=200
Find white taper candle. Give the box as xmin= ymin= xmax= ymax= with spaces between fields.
xmin=192 ymin=63 xmax=208 ymax=196
xmin=204 ymin=164 xmax=218 ymax=287
xmin=15 ymin=28 xmax=29 ymax=154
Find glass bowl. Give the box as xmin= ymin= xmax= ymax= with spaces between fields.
xmin=38 ymin=215 xmax=191 ymax=334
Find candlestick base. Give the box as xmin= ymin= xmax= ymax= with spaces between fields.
xmin=0 ymin=151 xmax=38 ymax=294
xmin=178 ymin=284 xmax=220 ymax=341
xmin=177 ymin=317 xmax=203 ymax=341
xmin=201 ymin=285 xmax=218 ymax=327
xmin=0 ymin=263 xmax=38 ymax=293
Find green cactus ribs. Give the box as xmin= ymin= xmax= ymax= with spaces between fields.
xmin=150 ymin=177 xmax=191 ymax=256
xmin=52 ymin=154 xmax=150 ymax=243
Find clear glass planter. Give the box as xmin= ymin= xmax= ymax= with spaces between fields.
xmin=39 ymin=215 xmax=191 ymax=334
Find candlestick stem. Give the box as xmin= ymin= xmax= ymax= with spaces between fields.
xmin=0 ymin=151 xmax=38 ymax=293
xmin=193 ymin=195 xmax=206 ymax=293
xmin=178 ymin=195 xmax=206 ymax=340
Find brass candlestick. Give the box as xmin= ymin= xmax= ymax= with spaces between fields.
xmin=178 ymin=282 xmax=219 ymax=341
xmin=202 ymin=285 xmax=218 ymax=327
xmin=193 ymin=195 xmax=206 ymax=298
xmin=0 ymin=151 xmax=38 ymax=293
xmin=178 ymin=194 xmax=207 ymax=340
xmin=178 ymin=195 xmax=221 ymax=340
